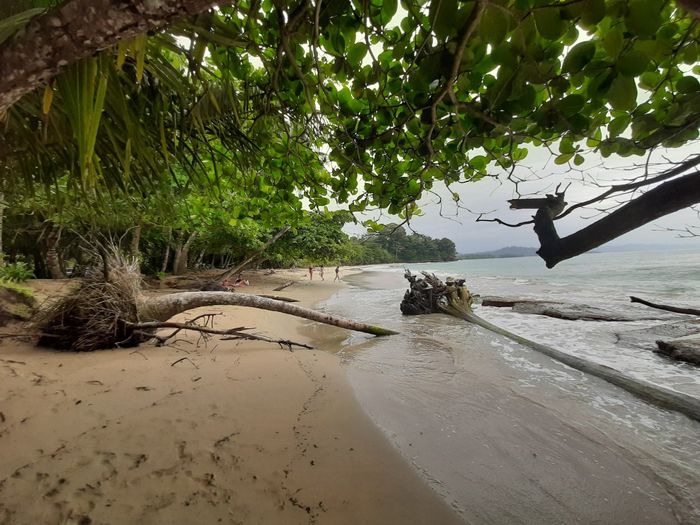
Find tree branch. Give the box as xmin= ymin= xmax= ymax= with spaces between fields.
xmin=0 ymin=0 xmax=224 ymax=114
xmin=128 ymin=320 xmax=315 ymax=349
xmin=556 ymin=154 xmax=700 ymax=220
xmin=531 ymin=171 xmax=700 ymax=268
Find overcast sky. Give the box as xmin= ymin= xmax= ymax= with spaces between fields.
xmin=344 ymin=146 xmax=700 ymax=253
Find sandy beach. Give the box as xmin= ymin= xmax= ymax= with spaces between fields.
xmin=0 ymin=270 xmax=460 ymax=524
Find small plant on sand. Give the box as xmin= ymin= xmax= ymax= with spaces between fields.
xmin=0 ymin=279 xmax=35 ymax=300
xmin=0 ymin=261 xmax=35 ymax=283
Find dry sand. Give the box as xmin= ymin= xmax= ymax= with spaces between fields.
xmin=0 ymin=270 xmax=460 ymax=524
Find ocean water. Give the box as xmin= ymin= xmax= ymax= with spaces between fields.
xmin=319 ymin=250 xmax=700 ymax=523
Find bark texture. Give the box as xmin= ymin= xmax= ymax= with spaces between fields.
xmin=138 ymin=291 xmax=398 ymax=336
xmin=45 ymin=223 xmax=64 ymax=279
xmin=172 ymin=231 xmax=197 ymax=275
xmin=161 ymin=226 xmax=172 ymax=273
xmin=0 ymin=0 xmax=222 ymax=113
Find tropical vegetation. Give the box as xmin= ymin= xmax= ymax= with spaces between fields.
xmin=0 ymin=0 xmax=698 ymax=273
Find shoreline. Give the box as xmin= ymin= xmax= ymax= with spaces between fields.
xmin=335 ymin=267 xmax=700 ymax=523
xmin=0 ymin=269 xmax=460 ymax=524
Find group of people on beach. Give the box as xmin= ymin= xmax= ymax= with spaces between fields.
xmin=308 ymin=265 xmax=340 ymax=282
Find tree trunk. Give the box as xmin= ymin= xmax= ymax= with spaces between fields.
xmin=219 ymin=225 xmax=290 ymax=281
xmin=0 ymin=190 xmax=4 ymax=267
xmin=137 ymin=291 xmax=398 ymax=336
xmin=130 ymin=223 xmax=142 ymax=257
xmin=45 ymin=223 xmax=64 ymax=279
xmin=0 ymin=0 xmax=223 ymax=114
xmin=172 ymin=231 xmax=197 ymax=275
xmin=161 ymin=226 xmax=172 ymax=273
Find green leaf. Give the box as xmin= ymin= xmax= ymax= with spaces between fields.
xmin=534 ymin=8 xmax=565 ymax=40
xmin=580 ymin=0 xmax=606 ymax=25
xmin=677 ymin=76 xmax=700 ymax=94
xmin=346 ymin=43 xmax=368 ymax=67
xmin=562 ymin=41 xmax=596 ymax=74
xmin=558 ymin=94 xmax=585 ymax=116
xmin=559 ymin=137 xmax=576 ymax=154
xmin=430 ymin=0 xmax=462 ymax=40
xmin=380 ymin=0 xmax=398 ymax=25
xmin=607 ymin=75 xmax=637 ymax=111
xmin=573 ymin=153 xmax=585 ymax=166
xmin=617 ymin=50 xmax=649 ymax=77
xmin=608 ymin=115 xmax=631 ymax=137
xmin=602 ymin=26 xmax=624 ymax=59
xmin=639 ymin=71 xmax=660 ymax=90
xmin=480 ymin=5 xmax=510 ymax=45
xmin=555 ymin=152 xmax=574 ymax=165
xmin=625 ymin=0 xmax=662 ymax=39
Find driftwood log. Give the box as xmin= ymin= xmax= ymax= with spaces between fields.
xmin=481 ymin=296 xmax=663 ymax=321
xmin=401 ymin=270 xmax=700 ymax=422
xmin=272 ymin=280 xmax=295 ymax=292
xmin=631 ymin=296 xmax=700 ymax=317
xmin=655 ymin=336 xmax=700 ymax=365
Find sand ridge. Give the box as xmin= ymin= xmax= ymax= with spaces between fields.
xmin=0 ymin=269 xmax=460 ymax=524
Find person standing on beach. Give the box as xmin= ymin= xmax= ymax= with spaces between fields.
xmin=319 ymin=266 xmax=325 ymax=281
xmin=334 ymin=265 xmax=340 ymax=282
xmin=308 ymin=266 xmax=314 ymax=280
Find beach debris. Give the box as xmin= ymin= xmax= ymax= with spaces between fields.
xmin=272 ymin=280 xmax=295 ymax=292
xmin=615 ymin=320 xmax=700 ymax=348
xmin=34 ymin=245 xmax=397 ymax=353
xmin=482 ymin=296 xmax=665 ymax=321
xmin=256 ymin=294 xmax=298 ymax=303
xmin=401 ymin=270 xmax=700 ymax=423
xmin=655 ymin=336 xmax=700 ymax=365
xmin=631 ymin=296 xmax=700 ymax=317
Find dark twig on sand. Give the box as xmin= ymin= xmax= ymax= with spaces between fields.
xmin=128 ymin=321 xmax=314 ymax=350
xmin=170 ymin=356 xmax=199 ymax=368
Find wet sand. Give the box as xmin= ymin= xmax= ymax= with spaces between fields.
xmin=339 ymin=270 xmax=700 ymax=524
xmin=0 ymin=270 xmax=460 ymax=524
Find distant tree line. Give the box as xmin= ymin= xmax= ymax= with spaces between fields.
xmin=1 ymin=205 xmax=455 ymax=277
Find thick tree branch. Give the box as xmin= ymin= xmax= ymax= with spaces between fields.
xmin=0 ymin=0 xmax=225 ymax=114
xmin=530 ymin=171 xmax=700 ymax=268
xmin=556 ymin=155 xmax=700 ymax=220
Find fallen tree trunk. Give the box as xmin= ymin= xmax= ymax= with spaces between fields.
xmin=34 ymin=249 xmax=397 ymax=352
xmin=139 ymin=292 xmax=397 ymax=336
xmin=401 ymin=271 xmax=700 ymax=422
xmin=631 ymin=296 xmax=700 ymax=316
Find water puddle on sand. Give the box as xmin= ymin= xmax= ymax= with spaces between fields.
xmin=319 ymin=270 xmax=700 ymax=524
